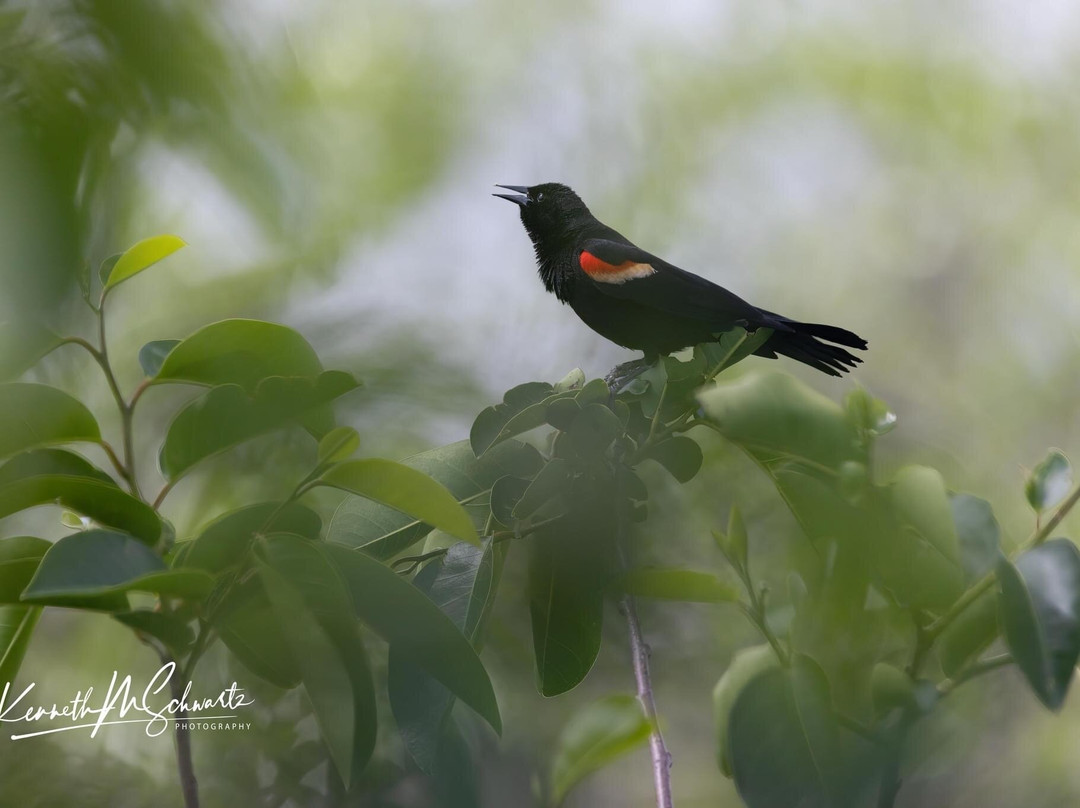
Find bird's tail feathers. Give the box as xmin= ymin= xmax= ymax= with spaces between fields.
xmin=754 ymin=317 xmax=867 ymax=377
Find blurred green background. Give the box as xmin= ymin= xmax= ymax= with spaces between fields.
xmin=1 ymin=0 xmax=1079 ymax=806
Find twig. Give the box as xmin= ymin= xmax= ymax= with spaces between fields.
xmin=621 ymin=591 xmax=674 ymax=808
xmin=161 ymin=653 xmax=200 ymax=808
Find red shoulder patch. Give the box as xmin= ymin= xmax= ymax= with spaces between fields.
xmin=579 ymin=251 xmax=634 ymax=276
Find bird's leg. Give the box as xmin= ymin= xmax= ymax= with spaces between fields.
xmin=604 ymin=355 xmax=656 ymax=395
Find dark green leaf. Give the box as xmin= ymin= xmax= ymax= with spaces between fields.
xmin=695 ymin=327 xmax=773 ymax=380
xmin=951 ymin=494 xmax=1001 ymax=582
xmin=324 ymin=543 xmax=501 ymax=733
xmin=318 ymin=426 xmax=360 ymax=465
xmin=728 ymin=655 xmax=847 ymax=807
xmin=616 ymin=568 xmax=739 ymax=603
xmin=23 ymin=531 xmax=213 ymax=602
xmin=318 ymin=459 xmax=478 ymax=545
xmin=327 ymin=440 xmax=541 ymax=559
xmin=215 ymin=581 xmax=301 ymax=689
xmin=470 ymin=382 xmax=579 ymax=457
xmin=180 ymin=502 xmax=322 ymax=573
xmin=98 ymin=252 xmax=121 ymax=285
xmin=138 ymin=340 xmax=180 ymax=377
xmin=259 ymin=562 xmax=357 ymax=787
xmin=998 ymin=539 xmax=1080 ymax=710
xmin=940 ymin=590 xmax=1000 ymax=678
xmin=1026 ymin=450 xmax=1073 ymax=512
xmin=574 ymin=378 xmax=610 ymax=405
xmin=0 ymin=459 xmax=161 ymax=545
xmin=712 ymin=645 xmax=780 ymax=777
xmin=514 ymin=458 xmax=572 ymax=519
xmin=0 ymin=383 xmax=101 ymax=458
xmin=113 ymin=611 xmax=194 ymax=655
xmin=490 ymin=476 xmax=529 ymax=527
xmin=550 ymin=694 xmax=652 ymax=805
xmin=528 ymin=526 xmax=604 ymax=697
xmin=0 ymin=448 xmax=114 ymax=486
xmin=258 ymin=535 xmax=377 ymax=782
xmin=103 ymin=234 xmax=186 ymax=291
xmin=639 ymin=436 xmax=703 ymax=483
xmin=159 ymin=371 xmax=358 ymax=480
xmin=0 ymin=605 xmax=41 ymax=688
xmin=565 ymin=403 xmax=623 ymax=458
xmin=545 ymin=397 xmax=581 ymax=432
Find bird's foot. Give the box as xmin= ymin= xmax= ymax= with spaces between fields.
xmin=604 ymin=357 xmax=655 ymax=397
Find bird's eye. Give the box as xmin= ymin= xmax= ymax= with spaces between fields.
xmin=535 ymin=192 xmax=544 ymax=202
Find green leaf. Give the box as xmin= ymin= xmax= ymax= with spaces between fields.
xmin=528 ymin=526 xmax=604 ymax=697
xmin=550 ymin=694 xmax=652 ymax=806
xmin=616 ymin=568 xmax=739 ymax=603
xmin=159 ymin=371 xmax=358 ymax=480
xmin=389 ymin=540 xmax=507 ymax=774
xmin=138 ymin=340 xmax=180 ymax=377
xmin=318 ymin=426 xmax=360 ymax=465
xmin=640 ymin=436 xmax=703 ymax=483
xmin=728 ymin=654 xmax=848 ymax=806
xmin=844 ymin=388 xmax=897 ymax=438
xmin=0 ymin=536 xmax=51 ymax=602
xmin=697 ymin=371 xmax=862 ymax=471
xmin=1026 ymin=449 xmax=1073 ymax=513
xmin=564 ymin=403 xmax=623 ymax=459
xmin=951 ymin=494 xmax=1001 ymax=582
xmin=324 ymin=542 xmax=501 ymax=734
xmin=0 ymin=321 xmax=63 ymax=381
xmin=113 ymin=611 xmax=194 ymax=655
xmin=103 ymin=234 xmax=186 ymax=291
xmin=490 ymin=475 xmax=530 ymax=527
xmin=154 ymin=319 xmax=323 ymax=391
xmin=870 ymin=662 xmax=916 ymax=718
xmin=514 ymin=458 xmax=572 ymax=519
xmin=470 ymin=381 xmax=578 ymax=457
xmin=0 ymin=605 xmax=41 ymax=688
xmin=695 ymin=327 xmax=774 ymax=380
xmin=258 ymin=535 xmax=377 ymax=783
xmin=22 ymin=531 xmax=214 ymax=602
xmin=727 ymin=506 xmax=749 ymax=570
xmin=998 ymin=539 xmax=1080 ymax=710
xmin=98 ymin=252 xmax=122 ymax=286
xmin=0 ymin=452 xmax=161 ymax=544
xmin=259 ymin=561 xmax=357 ymax=787
xmin=179 ymin=501 xmax=322 ymax=573
xmin=215 ymin=579 xmax=300 ymax=689
xmin=940 ymin=590 xmax=1000 ymax=679
xmin=327 ymin=439 xmax=541 ymax=559
xmin=318 ymin=459 xmax=477 ymax=545
xmin=0 ymin=383 xmax=101 ymax=459
xmin=712 ymin=645 xmax=780 ymax=777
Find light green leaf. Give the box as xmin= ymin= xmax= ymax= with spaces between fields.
xmin=154 ymin=319 xmax=323 ymax=391
xmin=998 ymin=539 xmax=1080 ymax=710
xmin=0 ymin=321 xmax=63 ymax=381
xmin=103 ymin=234 xmax=186 ymax=291
xmin=951 ymin=493 xmax=1001 ymax=582
xmin=0 ymin=383 xmax=101 ymax=459
xmin=1026 ymin=450 xmax=1073 ymax=513
xmin=159 ymin=371 xmax=358 ymax=480
xmin=318 ymin=459 xmax=477 ymax=545
xmin=318 ymin=426 xmax=360 ymax=465
xmin=324 ymin=542 xmax=501 ymax=734
xmin=327 ymin=439 xmax=541 ymax=559
xmin=616 ymin=568 xmax=739 ymax=603
xmin=22 ymin=531 xmax=213 ymax=602
xmin=940 ymin=589 xmax=999 ymax=678
xmin=550 ymin=694 xmax=652 ymax=806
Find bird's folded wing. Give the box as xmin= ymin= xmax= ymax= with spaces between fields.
xmin=578 ymin=238 xmax=760 ymax=326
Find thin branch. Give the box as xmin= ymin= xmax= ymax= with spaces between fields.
xmin=938 ymin=653 xmax=1013 ymax=697
xmin=160 ymin=653 xmax=200 ymax=808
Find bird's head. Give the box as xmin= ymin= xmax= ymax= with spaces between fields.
xmin=493 ymin=183 xmax=594 ymax=247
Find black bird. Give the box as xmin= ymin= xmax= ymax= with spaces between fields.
xmin=494 ymin=182 xmax=866 ymax=388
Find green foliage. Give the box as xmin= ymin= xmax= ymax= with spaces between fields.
xmin=1 ymin=233 xmax=1078 ymax=808
xmin=548 ymin=694 xmax=652 ymax=806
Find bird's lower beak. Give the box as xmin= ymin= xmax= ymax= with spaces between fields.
xmin=493 ymin=184 xmax=529 ymax=206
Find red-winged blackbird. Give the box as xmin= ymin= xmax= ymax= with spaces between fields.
xmin=495 ymin=182 xmax=867 ymax=387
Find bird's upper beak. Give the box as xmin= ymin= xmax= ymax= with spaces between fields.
xmin=493 ymin=184 xmax=529 ymax=207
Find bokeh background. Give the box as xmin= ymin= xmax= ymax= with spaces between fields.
xmin=2 ymin=0 xmax=1079 ymax=806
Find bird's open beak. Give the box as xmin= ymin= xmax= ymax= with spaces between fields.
xmin=493 ymin=184 xmax=529 ymax=206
